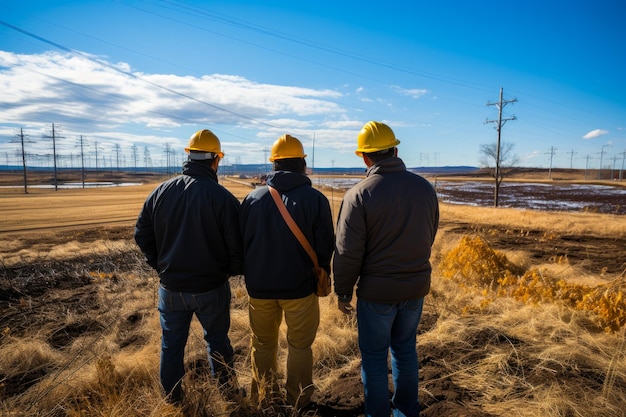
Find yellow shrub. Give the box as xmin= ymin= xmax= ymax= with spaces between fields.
xmin=439 ymin=235 xmax=522 ymax=287
xmin=439 ymin=234 xmax=626 ymax=332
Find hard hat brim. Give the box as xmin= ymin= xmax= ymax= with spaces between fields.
xmin=269 ymin=154 xmax=307 ymax=162
xmin=185 ymin=147 xmax=224 ymax=158
xmin=355 ymin=139 xmax=401 ymax=156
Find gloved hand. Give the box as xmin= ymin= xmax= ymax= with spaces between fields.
xmin=338 ymin=300 xmax=353 ymax=315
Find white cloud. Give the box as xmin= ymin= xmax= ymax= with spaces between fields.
xmin=0 ymin=50 xmax=359 ymax=164
xmin=0 ymin=51 xmax=345 ymax=128
xmin=323 ymin=120 xmax=362 ymax=129
xmin=391 ymin=86 xmax=429 ymax=99
xmin=582 ymin=129 xmax=608 ymax=139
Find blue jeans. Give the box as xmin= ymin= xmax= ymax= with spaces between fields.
xmin=157 ymin=282 xmax=234 ymax=401
xmin=357 ymin=297 xmax=424 ymax=417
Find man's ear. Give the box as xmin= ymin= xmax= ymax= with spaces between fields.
xmin=212 ymin=156 xmax=221 ymax=172
xmin=363 ymin=154 xmax=373 ymax=168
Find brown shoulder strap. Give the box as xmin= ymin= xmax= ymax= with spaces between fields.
xmin=268 ymin=186 xmax=319 ymax=268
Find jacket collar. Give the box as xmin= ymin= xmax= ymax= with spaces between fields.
xmin=366 ymin=156 xmax=407 ymax=176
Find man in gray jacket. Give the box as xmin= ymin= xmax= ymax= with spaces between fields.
xmin=333 ymin=121 xmax=439 ymax=417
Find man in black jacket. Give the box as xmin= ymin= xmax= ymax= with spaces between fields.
xmin=135 ymin=129 xmax=243 ymax=404
xmin=240 ymin=134 xmax=334 ymax=409
xmin=334 ymin=121 xmax=439 ymax=417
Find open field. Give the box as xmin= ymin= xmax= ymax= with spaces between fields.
xmin=1 ymin=172 xmax=625 ymax=416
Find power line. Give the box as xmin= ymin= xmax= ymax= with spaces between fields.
xmin=132 ymin=0 xmax=493 ymax=93
xmin=0 ymin=20 xmax=278 ymax=130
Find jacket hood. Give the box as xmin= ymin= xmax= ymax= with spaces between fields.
xmin=182 ymin=160 xmax=218 ymax=181
xmin=265 ymin=170 xmax=311 ymax=192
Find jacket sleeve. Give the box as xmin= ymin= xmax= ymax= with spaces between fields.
xmin=134 ymin=196 xmax=159 ymax=270
xmin=220 ymin=192 xmax=244 ymax=276
xmin=332 ymin=190 xmax=365 ymax=297
xmin=314 ymin=194 xmax=335 ymax=274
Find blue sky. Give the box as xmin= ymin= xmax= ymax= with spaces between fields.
xmin=1 ymin=0 xmax=624 ymax=169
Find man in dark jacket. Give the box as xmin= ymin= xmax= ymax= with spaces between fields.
xmin=240 ymin=134 xmax=334 ymax=409
xmin=334 ymin=121 xmax=439 ymax=417
xmin=134 ymin=129 xmax=243 ymax=404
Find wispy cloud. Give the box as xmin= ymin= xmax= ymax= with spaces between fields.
xmin=582 ymin=129 xmax=608 ymax=139
xmin=391 ymin=86 xmax=429 ymax=99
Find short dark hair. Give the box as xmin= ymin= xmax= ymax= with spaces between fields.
xmin=363 ymin=147 xmax=395 ymax=163
xmin=273 ymin=158 xmax=306 ymax=173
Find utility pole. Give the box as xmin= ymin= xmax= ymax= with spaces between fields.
xmin=164 ymin=143 xmax=171 ymax=176
xmin=19 ymin=128 xmax=28 ymax=193
xmin=144 ymin=146 xmax=151 ymax=170
xmin=12 ymin=128 xmax=33 ymax=194
xmin=619 ymin=150 xmax=625 ymax=181
xmin=485 ymin=87 xmax=517 ymax=207
xmin=598 ymin=144 xmax=610 ymax=180
xmin=115 ymin=143 xmax=121 ymax=171
xmin=79 ymin=135 xmax=86 ymax=188
xmin=43 ymin=123 xmax=64 ymax=191
xmin=569 ymin=149 xmax=577 ymax=169
xmin=94 ymin=141 xmax=99 ymax=170
xmin=312 ymin=133 xmax=315 ymax=176
xmin=584 ymin=155 xmax=593 ymax=180
xmin=546 ymin=146 xmax=557 ymax=179
xmin=131 ymin=144 xmax=138 ymax=171
xmin=263 ymin=147 xmax=269 ymax=174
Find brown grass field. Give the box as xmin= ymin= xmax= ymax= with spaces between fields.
xmin=0 ymin=170 xmax=625 ymax=417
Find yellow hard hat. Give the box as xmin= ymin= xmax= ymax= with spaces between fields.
xmin=355 ymin=121 xmax=400 ymax=156
xmin=185 ymin=129 xmax=224 ymax=158
xmin=269 ymin=134 xmax=307 ymax=162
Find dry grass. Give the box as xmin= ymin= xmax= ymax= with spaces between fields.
xmin=423 ymin=279 xmax=626 ymax=417
xmin=0 ymin=176 xmax=625 ymax=416
xmin=440 ymin=203 xmax=626 ymax=238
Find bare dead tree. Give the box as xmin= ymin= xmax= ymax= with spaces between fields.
xmin=479 ymin=141 xmax=519 ymax=206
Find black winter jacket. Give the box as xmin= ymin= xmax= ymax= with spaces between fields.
xmin=134 ymin=160 xmax=243 ymax=293
xmin=333 ymin=157 xmax=439 ymax=303
xmin=241 ymin=171 xmax=334 ymax=299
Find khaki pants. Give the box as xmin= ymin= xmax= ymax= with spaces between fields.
xmin=248 ymin=293 xmax=320 ymax=408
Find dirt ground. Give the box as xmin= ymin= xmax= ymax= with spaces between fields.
xmin=443 ymin=221 xmax=626 ymax=276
